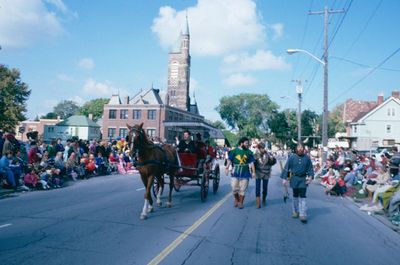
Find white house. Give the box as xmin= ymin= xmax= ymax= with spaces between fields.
xmin=44 ymin=115 xmax=101 ymax=142
xmin=349 ymin=95 xmax=400 ymax=151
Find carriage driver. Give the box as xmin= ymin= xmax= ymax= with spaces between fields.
xmin=177 ymin=130 xmax=197 ymax=153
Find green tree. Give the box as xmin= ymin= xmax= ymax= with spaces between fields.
xmin=328 ymin=105 xmax=346 ymax=137
xmin=79 ymin=98 xmax=109 ymax=121
xmin=41 ymin=112 xmax=58 ymax=119
xmin=205 ymin=119 xmax=226 ymax=130
xmin=222 ymin=129 xmax=238 ymax=147
xmin=0 ymin=65 xmax=31 ymax=132
xmin=216 ymin=93 xmax=279 ymax=138
xmin=53 ymin=100 xmax=80 ymax=119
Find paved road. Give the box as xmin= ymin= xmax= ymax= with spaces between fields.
xmin=0 ymin=162 xmax=400 ymax=265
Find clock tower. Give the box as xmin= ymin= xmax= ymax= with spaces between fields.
xmin=167 ymin=14 xmax=191 ymax=111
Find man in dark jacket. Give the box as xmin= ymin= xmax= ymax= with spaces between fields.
xmin=280 ymin=144 xmax=314 ymax=223
xmin=177 ymin=131 xmax=196 ymax=153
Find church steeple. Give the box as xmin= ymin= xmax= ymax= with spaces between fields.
xmin=166 ymin=12 xmax=191 ymax=111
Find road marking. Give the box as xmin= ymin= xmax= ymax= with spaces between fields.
xmin=0 ymin=223 xmax=12 ymax=229
xmin=147 ymin=193 xmax=231 ymax=265
xmin=136 ymin=187 xmax=145 ymax=191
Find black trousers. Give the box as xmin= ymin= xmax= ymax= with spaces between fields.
xmin=293 ymin=188 xmax=307 ymax=198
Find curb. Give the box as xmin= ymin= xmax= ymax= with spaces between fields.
xmin=345 ymin=195 xmax=400 ymax=233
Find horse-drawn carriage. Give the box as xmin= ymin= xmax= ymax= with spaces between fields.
xmin=176 ymin=153 xmax=221 ymax=201
xmin=127 ymin=123 xmax=220 ymax=219
xmin=153 ymin=152 xmax=220 ymax=202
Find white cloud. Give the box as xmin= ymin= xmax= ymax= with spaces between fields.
xmin=222 ymin=49 xmax=290 ymax=73
xmin=78 ymin=58 xmax=95 ymax=70
xmin=151 ymin=0 xmax=265 ymax=56
xmin=83 ymin=78 xmax=116 ymax=96
xmin=0 ymin=0 xmax=75 ymax=48
xmin=269 ymin=23 xmax=283 ymax=40
xmin=69 ymin=95 xmax=85 ymax=106
xmin=223 ymin=73 xmax=256 ymax=87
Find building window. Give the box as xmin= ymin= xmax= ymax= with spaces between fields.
xmin=133 ymin=110 xmax=141 ymax=119
xmin=148 ymin=110 xmax=156 ymax=120
xmin=109 ymin=109 xmax=117 ymax=119
xmin=386 ymin=124 xmax=392 ymax=134
xmin=47 ymin=127 xmax=54 ymax=133
xmin=353 ymin=126 xmax=357 ymax=134
xmin=108 ymin=128 xmax=116 ymax=138
xmin=120 ymin=109 xmax=128 ymax=119
xmin=119 ymin=128 xmax=128 ymax=138
xmin=147 ymin=129 xmax=156 ymax=137
xmin=392 ymin=108 xmax=395 ymax=116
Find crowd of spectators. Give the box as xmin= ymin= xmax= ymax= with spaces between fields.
xmin=313 ymin=145 xmax=400 ymax=226
xmin=0 ymin=131 xmax=137 ymax=193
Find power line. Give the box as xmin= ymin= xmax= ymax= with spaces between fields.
xmin=328 ymin=0 xmax=353 ymax=48
xmin=330 ymin=47 xmax=400 ymax=105
xmin=291 ymin=0 xmax=314 ymax=80
xmin=331 ymin=56 xmax=400 ymax=72
xmin=343 ymin=0 xmax=383 ymax=57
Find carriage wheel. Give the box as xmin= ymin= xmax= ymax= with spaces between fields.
xmin=152 ymin=176 xmax=165 ymax=198
xmin=200 ymin=173 xmax=209 ymax=202
xmin=173 ymin=178 xmax=181 ymax=192
xmin=213 ymin=166 xmax=220 ymax=194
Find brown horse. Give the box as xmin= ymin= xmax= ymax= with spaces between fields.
xmin=127 ymin=123 xmax=178 ymax=219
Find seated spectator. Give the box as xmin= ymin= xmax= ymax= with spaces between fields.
xmin=54 ymin=151 xmax=66 ymax=175
xmin=364 ymin=165 xmax=391 ymax=200
xmin=95 ymin=152 xmax=107 ymax=175
xmin=108 ymin=153 xmax=118 ymax=172
xmin=28 ymin=141 xmax=42 ymax=165
xmin=66 ymin=152 xmax=81 ymax=180
xmin=117 ymin=153 xmax=127 ymax=174
xmin=24 ymin=166 xmax=40 ymax=189
xmin=85 ymin=154 xmax=97 ymax=176
xmin=0 ymin=150 xmax=18 ymax=191
xmin=343 ymin=167 xmax=356 ymax=187
xmin=40 ymin=151 xmax=50 ymax=168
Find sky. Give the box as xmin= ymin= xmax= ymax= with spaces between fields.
xmin=1 ymin=0 xmax=399 ymax=122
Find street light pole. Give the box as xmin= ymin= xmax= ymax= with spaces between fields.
xmin=292 ymin=80 xmax=303 ymax=144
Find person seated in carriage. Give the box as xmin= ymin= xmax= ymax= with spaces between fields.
xmin=177 ymin=130 xmax=197 ymax=154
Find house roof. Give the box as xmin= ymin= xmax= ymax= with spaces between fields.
xmin=56 ymin=115 xmax=100 ymax=127
xmin=130 ymin=88 xmax=163 ymax=105
xmin=344 ymin=99 xmax=377 ymax=122
xmin=353 ymin=96 xmax=400 ymax=123
xmin=109 ymin=94 xmax=122 ymax=105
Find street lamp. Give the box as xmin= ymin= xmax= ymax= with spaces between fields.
xmin=286 ymin=48 xmax=328 ymax=163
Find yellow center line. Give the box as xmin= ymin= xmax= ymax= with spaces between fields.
xmin=147 ymin=192 xmax=231 ymax=265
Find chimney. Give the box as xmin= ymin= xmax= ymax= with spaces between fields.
xmin=391 ymin=90 xmax=400 ymax=99
xmin=124 ymin=96 xmax=130 ymax=104
xmin=377 ymin=93 xmax=384 ymax=105
xmin=88 ymin=113 xmax=93 ymax=120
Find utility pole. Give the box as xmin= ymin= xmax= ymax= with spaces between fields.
xmin=309 ymin=6 xmax=345 ymax=163
xmin=292 ymin=80 xmax=304 ymax=144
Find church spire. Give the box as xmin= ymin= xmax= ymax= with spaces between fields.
xmin=182 ymin=10 xmax=189 ymax=36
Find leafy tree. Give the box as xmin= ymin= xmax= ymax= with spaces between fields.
xmin=222 ymin=130 xmax=238 ymax=147
xmin=79 ymin=98 xmax=109 ymax=121
xmin=41 ymin=112 xmax=58 ymax=119
xmin=328 ymin=105 xmax=346 ymax=137
xmin=268 ymin=111 xmax=290 ymax=145
xmin=205 ymin=119 xmax=226 ymax=130
xmin=0 ymin=65 xmax=31 ymax=132
xmin=216 ymin=93 xmax=279 ymax=138
xmin=53 ymin=100 xmax=80 ymax=119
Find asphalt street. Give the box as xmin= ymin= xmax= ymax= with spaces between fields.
xmin=1 ymin=161 xmax=400 ymax=265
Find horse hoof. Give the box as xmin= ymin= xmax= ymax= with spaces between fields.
xmin=140 ymin=214 xmax=147 ymax=220
xmin=166 ymin=202 xmax=172 ymax=208
xmin=157 ymin=202 xmax=162 ymax=207
xmin=147 ymin=207 xmax=154 ymax=213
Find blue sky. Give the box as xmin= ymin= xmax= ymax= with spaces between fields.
xmin=1 ymin=0 xmax=399 ymax=122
